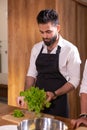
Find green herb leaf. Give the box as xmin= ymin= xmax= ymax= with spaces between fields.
xmin=20 ymin=86 xmax=51 ymax=114
xmin=13 ymin=109 xmax=24 ymax=118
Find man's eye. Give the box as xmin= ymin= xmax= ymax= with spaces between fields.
xmin=40 ymin=31 xmax=44 ymax=34
xmin=46 ymin=31 xmax=52 ymax=34
xmin=40 ymin=31 xmax=52 ymax=34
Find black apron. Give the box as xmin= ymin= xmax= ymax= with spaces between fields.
xmin=35 ymin=45 xmax=69 ymax=117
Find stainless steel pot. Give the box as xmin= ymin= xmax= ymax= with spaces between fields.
xmin=17 ymin=117 xmax=68 ymax=130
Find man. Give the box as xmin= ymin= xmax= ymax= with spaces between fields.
xmin=71 ymin=60 xmax=87 ymax=128
xmin=17 ymin=9 xmax=81 ymax=117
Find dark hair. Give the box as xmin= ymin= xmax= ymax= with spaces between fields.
xmin=36 ymin=9 xmax=59 ymax=25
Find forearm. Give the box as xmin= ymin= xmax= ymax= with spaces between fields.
xmin=80 ymin=93 xmax=87 ymax=113
xmin=55 ymin=82 xmax=75 ymax=96
xmin=24 ymin=76 xmax=36 ymax=90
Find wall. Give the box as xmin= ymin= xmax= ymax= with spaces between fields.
xmin=0 ymin=0 xmax=8 ymax=74
xmin=8 ymin=0 xmax=87 ymax=118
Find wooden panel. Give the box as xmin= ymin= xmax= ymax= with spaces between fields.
xmin=75 ymin=0 xmax=87 ymax=6
xmin=56 ymin=0 xmax=77 ymax=44
xmin=76 ymin=3 xmax=87 ymax=118
xmin=77 ymin=3 xmax=87 ymax=66
xmin=8 ymin=0 xmax=55 ymax=106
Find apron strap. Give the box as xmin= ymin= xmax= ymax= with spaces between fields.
xmin=56 ymin=45 xmax=61 ymax=54
xmin=56 ymin=46 xmax=61 ymax=69
xmin=39 ymin=45 xmax=44 ymax=54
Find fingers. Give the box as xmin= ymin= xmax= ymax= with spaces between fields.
xmin=16 ymin=96 xmax=25 ymax=107
xmin=46 ymin=91 xmax=54 ymax=102
xmin=76 ymin=118 xmax=87 ymax=127
xmin=71 ymin=118 xmax=87 ymax=129
xmin=71 ymin=119 xmax=77 ymax=129
xmin=71 ymin=118 xmax=82 ymax=129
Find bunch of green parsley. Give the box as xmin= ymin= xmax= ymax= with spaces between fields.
xmin=20 ymin=86 xmax=51 ymax=115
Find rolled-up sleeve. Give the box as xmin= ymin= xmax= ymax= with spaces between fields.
xmin=67 ymin=47 xmax=81 ymax=88
xmin=27 ymin=46 xmax=38 ymax=78
xmin=27 ymin=42 xmax=43 ymax=78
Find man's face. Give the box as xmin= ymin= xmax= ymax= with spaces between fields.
xmin=38 ymin=22 xmax=60 ymax=46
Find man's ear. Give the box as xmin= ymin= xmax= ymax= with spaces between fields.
xmin=57 ymin=25 xmax=60 ymax=32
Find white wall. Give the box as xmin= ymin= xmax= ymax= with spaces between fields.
xmin=0 ymin=0 xmax=8 ymax=84
xmin=0 ymin=0 xmax=8 ymax=73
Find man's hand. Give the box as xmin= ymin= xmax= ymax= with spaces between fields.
xmin=71 ymin=118 xmax=87 ymax=129
xmin=16 ymin=96 xmax=25 ymax=107
xmin=46 ymin=91 xmax=56 ymax=102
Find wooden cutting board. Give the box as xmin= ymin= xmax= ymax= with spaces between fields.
xmin=2 ymin=110 xmax=54 ymax=124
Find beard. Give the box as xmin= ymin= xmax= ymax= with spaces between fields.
xmin=43 ymin=35 xmax=57 ymax=46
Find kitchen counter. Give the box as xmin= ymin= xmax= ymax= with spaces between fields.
xmin=0 ymin=103 xmax=17 ymax=125
xmin=0 ymin=102 xmax=73 ymax=129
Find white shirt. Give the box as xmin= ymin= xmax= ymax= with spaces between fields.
xmin=27 ymin=36 xmax=81 ymax=88
xmin=80 ymin=60 xmax=87 ymax=93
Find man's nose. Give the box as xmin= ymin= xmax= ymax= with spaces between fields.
xmin=42 ymin=32 xmax=48 ymax=38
